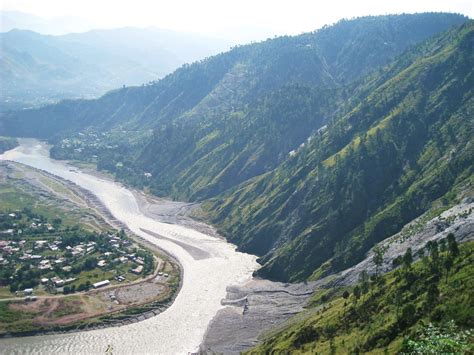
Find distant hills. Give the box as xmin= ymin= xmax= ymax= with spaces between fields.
xmin=0 ymin=25 xmax=232 ymax=110
xmin=0 ymin=13 xmax=471 ymax=284
xmin=1 ymin=10 xmax=96 ymax=35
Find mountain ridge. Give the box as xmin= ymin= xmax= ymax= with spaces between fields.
xmin=205 ymin=20 xmax=473 ymax=281
xmin=0 ymin=13 xmax=471 ymax=285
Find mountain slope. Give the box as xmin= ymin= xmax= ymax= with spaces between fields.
xmin=0 ymin=28 xmax=231 ymax=110
xmin=205 ymin=21 xmax=474 ymax=282
xmin=252 ymin=240 xmax=474 ymax=354
xmin=1 ymin=13 xmax=467 ymax=202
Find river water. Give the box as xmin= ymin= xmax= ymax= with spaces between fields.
xmin=0 ymin=139 xmax=259 ymax=354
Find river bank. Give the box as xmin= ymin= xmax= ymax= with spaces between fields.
xmin=0 ymin=160 xmax=182 ymax=339
xmin=0 ymin=139 xmax=259 ymax=354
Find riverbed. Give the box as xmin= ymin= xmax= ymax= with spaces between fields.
xmin=0 ymin=139 xmax=259 ymax=354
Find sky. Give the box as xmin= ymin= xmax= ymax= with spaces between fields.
xmin=1 ymin=0 xmax=473 ymax=40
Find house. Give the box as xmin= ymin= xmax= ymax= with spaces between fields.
xmin=97 ymin=260 xmax=107 ymax=267
xmin=53 ymin=278 xmax=65 ymax=287
xmin=64 ymin=278 xmax=76 ymax=284
xmin=23 ymin=288 xmax=33 ymax=295
xmin=92 ymin=280 xmax=110 ymax=289
xmin=35 ymin=240 xmax=47 ymax=248
xmin=131 ymin=265 xmax=143 ymax=275
xmin=41 ymin=278 xmax=49 ymax=284
xmin=39 ymin=260 xmax=51 ymax=270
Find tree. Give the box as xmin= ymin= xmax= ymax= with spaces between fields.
xmin=359 ymin=270 xmax=370 ymax=294
xmin=443 ymin=257 xmax=453 ymax=283
xmin=426 ymin=284 xmax=439 ymax=307
xmin=83 ymin=256 xmax=98 ymax=270
xmin=447 ymin=233 xmax=459 ymax=257
xmin=353 ymin=285 xmax=361 ymax=303
xmin=373 ymin=245 xmax=385 ymax=277
xmin=342 ymin=290 xmax=350 ymax=299
xmin=399 ymin=303 xmax=417 ymax=328
xmin=439 ymin=239 xmax=447 ymax=253
xmin=426 ymin=241 xmax=439 ymax=261
xmin=394 ymin=289 xmax=404 ymax=317
xmin=392 ymin=255 xmax=403 ymax=269
xmin=403 ymin=248 xmax=413 ymax=269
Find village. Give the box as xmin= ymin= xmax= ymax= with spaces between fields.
xmin=0 ymin=208 xmax=157 ymax=299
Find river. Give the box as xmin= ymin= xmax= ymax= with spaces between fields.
xmin=0 ymin=139 xmax=259 ymax=354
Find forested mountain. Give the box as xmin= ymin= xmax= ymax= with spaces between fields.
xmin=0 ymin=14 xmax=471 ymax=285
xmin=1 ymin=13 xmax=467 ymax=201
xmin=206 ymin=21 xmax=473 ymax=281
xmin=0 ymin=27 xmax=231 ymax=110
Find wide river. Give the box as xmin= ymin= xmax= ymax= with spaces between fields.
xmin=0 ymin=139 xmax=259 ymax=354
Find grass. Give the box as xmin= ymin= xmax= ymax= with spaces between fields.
xmin=0 ymin=184 xmax=79 ymax=227
xmin=0 ymin=302 xmax=38 ymax=334
xmin=251 ymin=241 xmax=474 ymax=354
xmin=48 ymin=297 xmax=84 ymax=318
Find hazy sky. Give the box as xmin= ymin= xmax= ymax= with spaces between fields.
xmin=2 ymin=0 xmax=473 ymax=38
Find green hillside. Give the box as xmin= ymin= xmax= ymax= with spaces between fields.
xmin=0 ymin=14 xmax=467 ymax=201
xmin=206 ymin=21 xmax=474 ymax=281
xmin=0 ymin=14 xmax=471 ymax=286
xmin=251 ymin=239 xmax=473 ymax=354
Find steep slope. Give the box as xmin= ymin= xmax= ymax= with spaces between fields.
xmin=137 ymin=13 xmax=468 ymax=200
xmin=252 ymin=240 xmax=474 ymax=354
xmin=1 ymin=13 xmax=466 ymax=201
xmin=206 ymin=21 xmax=474 ymax=282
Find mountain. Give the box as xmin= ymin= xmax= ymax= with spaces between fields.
xmin=1 ymin=13 xmax=467 ymax=199
xmin=0 ymin=14 xmax=471 ymax=285
xmin=206 ymin=21 xmax=473 ymax=282
xmin=0 ymin=27 xmax=231 ymax=110
xmin=0 ymin=11 xmax=95 ymax=35
xmin=252 ymin=240 xmax=474 ymax=353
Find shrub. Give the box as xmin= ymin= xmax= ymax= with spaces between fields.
xmin=401 ymin=321 xmax=473 ymax=354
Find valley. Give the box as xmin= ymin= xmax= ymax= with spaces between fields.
xmin=0 ymin=11 xmax=472 ymax=354
xmin=0 ymin=140 xmax=258 ymax=353
xmin=0 ymin=160 xmax=179 ymax=336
